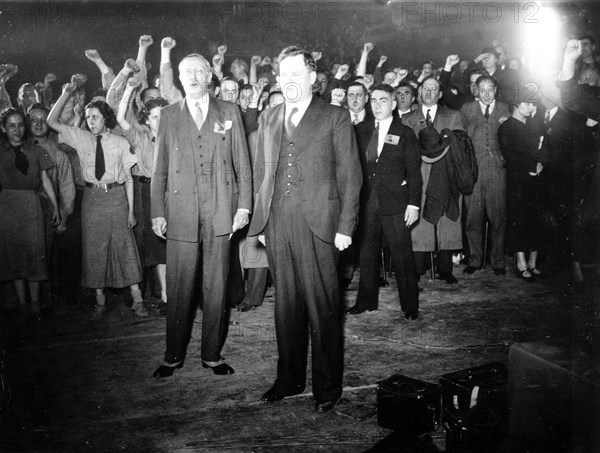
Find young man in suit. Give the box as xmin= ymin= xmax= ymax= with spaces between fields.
xmin=347 ymin=84 xmax=422 ymax=319
xmin=403 ymin=76 xmax=466 ymax=284
xmin=248 ymin=46 xmax=362 ymax=412
xmin=150 ymin=53 xmax=252 ymax=378
xmin=460 ymin=75 xmax=510 ymax=275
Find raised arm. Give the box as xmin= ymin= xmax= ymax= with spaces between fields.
xmin=48 ymin=82 xmax=78 ymax=135
xmin=132 ymin=34 xmax=153 ymax=90
xmin=117 ymin=79 xmax=141 ymax=132
xmin=85 ymin=49 xmax=116 ymax=90
xmin=106 ymin=59 xmax=140 ymax=112
xmin=212 ymin=45 xmax=227 ymax=81
xmin=357 ymin=43 xmax=374 ymax=77
xmin=159 ymin=37 xmax=183 ymax=104
xmin=249 ymin=55 xmax=261 ymax=84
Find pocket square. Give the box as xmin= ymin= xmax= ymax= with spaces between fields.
xmin=384 ymin=134 xmax=400 ymax=145
xmin=214 ymin=121 xmax=233 ymax=134
xmin=401 ymin=180 xmax=407 ymax=186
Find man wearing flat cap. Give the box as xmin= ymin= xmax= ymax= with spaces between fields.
xmin=403 ymin=76 xmax=466 ymax=284
xmin=347 ymin=84 xmax=422 ymax=320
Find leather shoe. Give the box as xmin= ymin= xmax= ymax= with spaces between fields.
xmin=347 ymin=305 xmax=375 ymax=315
xmin=153 ymin=361 xmax=183 ymax=378
xmin=261 ymin=387 xmax=287 ymax=403
xmin=439 ymin=272 xmax=458 ymax=284
xmin=315 ymin=398 xmax=339 ymax=412
xmin=493 ymin=268 xmax=506 ymax=276
xmin=463 ymin=266 xmax=479 ymax=274
xmin=404 ymin=310 xmax=418 ymax=320
xmin=202 ymin=361 xmax=234 ymax=375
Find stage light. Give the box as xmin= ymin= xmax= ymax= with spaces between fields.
xmin=521 ymin=4 xmax=565 ymax=84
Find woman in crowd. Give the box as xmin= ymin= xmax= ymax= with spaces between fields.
xmin=46 ymin=81 xmax=147 ymax=319
xmin=0 ymin=109 xmax=60 ymax=318
xmin=498 ymin=95 xmax=546 ymax=281
xmin=117 ymin=78 xmax=168 ymax=314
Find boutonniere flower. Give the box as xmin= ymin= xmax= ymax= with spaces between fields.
xmin=213 ymin=120 xmax=233 ymax=134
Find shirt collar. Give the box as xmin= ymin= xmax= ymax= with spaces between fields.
xmin=186 ymin=95 xmax=210 ymax=119
xmin=285 ymin=95 xmax=312 ymax=120
xmin=421 ymin=104 xmax=438 ymax=120
xmin=479 ymin=100 xmax=495 ymax=113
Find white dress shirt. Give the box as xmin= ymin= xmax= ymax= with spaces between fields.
xmin=479 ymin=100 xmax=495 ymax=116
xmin=421 ymin=104 xmax=438 ymax=123
xmin=285 ymin=96 xmax=312 ymax=127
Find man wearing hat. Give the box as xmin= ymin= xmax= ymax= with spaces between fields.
xmin=403 ymin=76 xmax=466 ymax=284
xmin=347 ymin=84 xmax=422 ymax=319
xmin=467 ymin=47 xmax=520 ymax=104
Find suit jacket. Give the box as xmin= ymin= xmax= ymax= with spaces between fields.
xmin=355 ymin=117 xmax=422 ymax=215
xmin=248 ymin=96 xmax=362 ymax=243
xmin=151 ymin=96 xmax=252 ymax=242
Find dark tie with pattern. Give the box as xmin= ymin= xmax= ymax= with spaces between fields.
xmin=366 ymin=121 xmax=379 ymax=163
xmin=484 ymin=104 xmax=490 ymax=120
xmin=13 ymin=145 xmax=29 ymax=175
xmin=426 ymin=109 xmax=432 ymax=126
xmin=286 ymin=107 xmax=299 ymax=136
xmin=95 ymin=135 xmax=105 ymax=181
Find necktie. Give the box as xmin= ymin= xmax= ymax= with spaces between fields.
xmin=426 ymin=109 xmax=432 ymax=126
xmin=544 ymin=110 xmax=551 ymax=126
xmin=353 ymin=113 xmax=359 ymax=125
xmin=366 ymin=121 xmax=379 ymax=163
xmin=484 ymin=104 xmax=490 ymax=120
xmin=13 ymin=145 xmax=29 ymax=175
xmin=95 ymin=135 xmax=105 ymax=181
xmin=194 ymin=102 xmax=204 ymax=131
xmin=286 ymin=107 xmax=299 ymax=136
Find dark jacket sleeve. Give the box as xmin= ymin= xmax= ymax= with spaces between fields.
xmin=558 ymin=77 xmax=600 ymax=122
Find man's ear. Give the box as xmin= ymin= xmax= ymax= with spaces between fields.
xmin=309 ymin=71 xmax=317 ymax=86
xmin=392 ymin=99 xmax=397 ymax=110
xmin=437 ymin=91 xmax=443 ymax=101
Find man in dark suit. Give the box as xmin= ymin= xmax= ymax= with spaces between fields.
xmin=346 ymin=84 xmax=422 ymax=319
xmin=150 ymin=53 xmax=252 ymax=378
xmin=248 ymin=46 xmax=362 ymax=412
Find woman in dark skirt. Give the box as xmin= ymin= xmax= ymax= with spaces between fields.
xmin=0 ymin=109 xmax=60 ymax=317
xmin=498 ymin=98 xmax=545 ymax=281
xmin=47 ymin=81 xmax=146 ymax=319
xmin=117 ymin=78 xmax=168 ymax=313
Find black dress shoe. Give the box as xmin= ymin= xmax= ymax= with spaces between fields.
xmin=404 ymin=310 xmax=419 ymax=320
xmin=202 ymin=362 xmax=235 ymax=375
xmin=493 ymin=268 xmax=506 ymax=276
xmin=315 ymin=398 xmax=339 ymax=412
xmin=463 ymin=266 xmax=479 ymax=274
xmin=153 ymin=361 xmax=183 ymax=378
xmin=261 ymin=387 xmax=287 ymax=403
xmin=439 ymin=272 xmax=458 ymax=284
xmin=346 ymin=305 xmax=375 ymax=315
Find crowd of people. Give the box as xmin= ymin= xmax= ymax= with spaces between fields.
xmin=1 ymin=32 xmax=599 ymax=411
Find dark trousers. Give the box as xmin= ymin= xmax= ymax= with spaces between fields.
xmin=242 ymin=267 xmax=269 ymax=307
xmin=265 ymin=202 xmax=343 ymax=402
xmin=355 ymin=193 xmax=418 ymax=313
xmin=165 ymin=222 xmax=230 ymax=364
xmin=414 ymin=250 xmax=453 ymax=275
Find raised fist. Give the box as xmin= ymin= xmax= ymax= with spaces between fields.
xmin=218 ymin=45 xmax=228 ymax=55
xmin=446 ymin=54 xmax=460 ymax=68
xmin=212 ymin=54 xmax=224 ymax=67
xmin=251 ymin=55 xmax=262 ymax=66
xmin=260 ymin=56 xmax=272 ymax=66
xmin=139 ymin=35 xmax=153 ymax=48
xmin=311 ymin=51 xmax=322 ymax=62
xmin=161 ymin=37 xmax=176 ymax=49
xmin=124 ymin=59 xmax=141 ymax=74
xmin=84 ymin=49 xmax=100 ymax=61
xmin=70 ymin=73 xmax=87 ymax=88
xmin=363 ymin=43 xmax=374 ymax=54
xmin=337 ymin=64 xmax=350 ymax=77
xmin=44 ymin=73 xmax=57 ymax=84
xmin=378 ymin=55 xmax=388 ymax=65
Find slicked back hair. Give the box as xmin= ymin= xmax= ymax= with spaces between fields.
xmin=278 ymin=46 xmax=317 ymax=73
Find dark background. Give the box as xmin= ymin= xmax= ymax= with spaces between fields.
xmin=0 ymin=1 xmax=598 ymax=98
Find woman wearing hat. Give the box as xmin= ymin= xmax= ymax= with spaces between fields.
xmin=498 ymin=94 xmax=545 ymax=281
